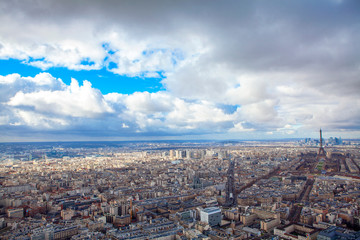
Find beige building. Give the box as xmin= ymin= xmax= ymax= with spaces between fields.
xmin=7 ymin=208 xmax=23 ymax=218
xmin=240 ymin=213 xmax=257 ymax=226
xmin=274 ymin=223 xmax=320 ymax=240
xmin=53 ymin=226 xmax=78 ymax=240
xmin=260 ymin=218 xmax=280 ymax=232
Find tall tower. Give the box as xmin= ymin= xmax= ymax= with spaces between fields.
xmin=224 ymin=160 xmax=236 ymax=207
xmin=317 ymin=128 xmax=326 ymax=159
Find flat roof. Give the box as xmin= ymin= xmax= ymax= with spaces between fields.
xmin=202 ymin=207 xmax=221 ymax=214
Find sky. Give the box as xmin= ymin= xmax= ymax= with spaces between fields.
xmin=0 ymin=0 xmax=359 ymax=142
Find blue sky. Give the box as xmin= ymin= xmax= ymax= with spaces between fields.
xmin=0 ymin=0 xmax=359 ymax=141
xmin=0 ymin=59 xmax=164 ymax=94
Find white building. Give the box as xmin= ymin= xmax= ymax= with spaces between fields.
xmin=200 ymin=207 xmax=221 ymax=226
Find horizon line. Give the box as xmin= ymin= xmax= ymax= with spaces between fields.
xmin=0 ymin=137 xmax=359 ymax=144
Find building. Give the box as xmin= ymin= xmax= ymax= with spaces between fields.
xmin=60 ymin=209 xmax=74 ymax=220
xmin=169 ymin=150 xmax=175 ymax=159
xmin=200 ymin=207 xmax=221 ymax=226
xmin=317 ymin=226 xmax=360 ymax=240
xmin=240 ymin=213 xmax=257 ymax=226
xmin=108 ymin=218 xmax=183 ymax=239
xmin=54 ymin=226 xmax=78 ymax=240
xmin=31 ymin=225 xmax=78 ymax=240
xmin=274 ymin=223 xmax=320 ymax=240
xmin=260 ymin=218 xmax=280 ymax=232
xmin=192 ymin=174 xmax=203 ymax=189
xmin=7 ymin=208 xmax=24 ymax=218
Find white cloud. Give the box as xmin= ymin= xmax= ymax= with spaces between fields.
xmin=120 ymin=92 xmax=237 ymax=133
xmin=8 ymin=79 xmax=113 ymax=118
xmin=124 ymin=91 xmax=173 ymax=114
xmin=12 ymin=109 xmax=68 ymax=128
xmin=1 ymin=74 xmax=240 ymax=136
xmin=1 ymin=70 xmax=359 ymax=139
xmin=0 ymin=72 xmax=64 ymax=87
xmin=0 ymin=73 xmax=66 ymax=103
xmin=0 ymin=17 xmax=190 ymax=76
xmin=166 ymin=99 xmax=233 ymax=125
xmin=0 ymin=74 xmax=20 ymax=84
xmin=240 ymin=100 xmax=279 ymax=124
xmin=0 ymin=1 xmax=359 ymax=139
xmin=229 ymin=122 xmax=255 ymax=133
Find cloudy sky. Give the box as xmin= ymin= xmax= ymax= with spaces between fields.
xmin=0 ymin=0 xmax=359 ymax=141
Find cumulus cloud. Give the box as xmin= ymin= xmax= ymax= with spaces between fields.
xmin=124 ymin=92 xmax=173 ymax=114
xmin=0 ymin=73 xmax=66 ymax=103
xmin=11 ymin=109 xmax=68 ymax=128
xmin=108 ymin=91 xmax=239 ymax=134
xmin=0 ymin=70 xmax=359 ymax=140
xmin=8 ymin=79 xmax=113 ymax=118
xmin=1 ymin=73 xmax=241 ymax=137
xmin=0 ymin=0 xmax=359 ymax=140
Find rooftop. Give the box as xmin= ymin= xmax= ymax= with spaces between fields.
xmin=202 ymin=207 xmax=221 ymax=214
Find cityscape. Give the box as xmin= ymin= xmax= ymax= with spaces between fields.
xmin=0 ymin=130 xmax=360 ymax=239
xmin=0 ymin=0 xmax=360 ymax=239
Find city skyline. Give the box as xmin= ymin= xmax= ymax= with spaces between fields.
xmin=0 ymin=0 xmax=360 ymax=142
xmin=1 ymin=139 xmax=360 ymax=238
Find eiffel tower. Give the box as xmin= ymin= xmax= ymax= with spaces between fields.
xmin=317 ymin=128 xmax=326 ymax=159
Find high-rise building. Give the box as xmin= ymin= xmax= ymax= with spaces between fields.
xmin=186 ymin=150 xmax=191 ymax=159
xmin=169 ymin=150 xmax=175 ymax=159
xmin=175 ymin=150 xmax=184 ymax=159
